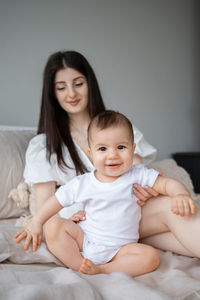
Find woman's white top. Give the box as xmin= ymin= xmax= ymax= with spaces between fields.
xmin=24 ymin=125 xmax=157 ymax=186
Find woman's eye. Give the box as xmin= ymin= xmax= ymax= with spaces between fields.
xmin=75 ymin=82 xmax=84 ymax=87
xmin=56 ymin=87 xmax=65 ymax=91
xmin=99 ymin=147 xmax=106 ymax=151
xmin=118 ymin=145 xmax=125 ymax=150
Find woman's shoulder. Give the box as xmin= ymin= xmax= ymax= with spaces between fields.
xmin=25 ymin=133 xmax=48 ymax=166
xmin=26 ymin=133 xmax=47 ymax=156
xmin=24 ymin=133 xmax=59 ymax=184
xmin=28 ymin=133 xmax=46 ymax=147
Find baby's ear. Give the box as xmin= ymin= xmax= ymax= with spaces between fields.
xmin=133 ymin=143 xmax=136 ymax=152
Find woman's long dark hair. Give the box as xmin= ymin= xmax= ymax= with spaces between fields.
xmin=38 ymin=51 xmax=106 ymax=174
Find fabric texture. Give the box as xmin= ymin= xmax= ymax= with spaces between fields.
xmin=1 ymin=224 xmax=200 ymax=299
xmin=0 ymin=130 xmax=35 ymax=219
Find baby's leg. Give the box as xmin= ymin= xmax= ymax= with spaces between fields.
xmin=79 ymin=243 xmax=160 ymax=277
xmin=45 ymin=216 xmax=84 ymax=271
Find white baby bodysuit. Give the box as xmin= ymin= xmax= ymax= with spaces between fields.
xmin=56 ymin=164 xmax=159 ymax=264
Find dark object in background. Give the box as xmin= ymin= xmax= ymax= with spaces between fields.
xmin=172 ymin=152 xmax=200 ymax=193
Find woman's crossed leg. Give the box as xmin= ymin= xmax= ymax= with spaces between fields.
xmin=139 ymin=195 xmax=200 ymax=258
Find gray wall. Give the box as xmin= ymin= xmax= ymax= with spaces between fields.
xmin=0 ymin=0 xmax=199 ymax=160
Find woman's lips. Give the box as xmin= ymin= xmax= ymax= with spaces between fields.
xmin=68 ymin=99 xmax=80 ymax=106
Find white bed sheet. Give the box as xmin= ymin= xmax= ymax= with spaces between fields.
xmin=0 ymin=222 xmax=200 ymax=300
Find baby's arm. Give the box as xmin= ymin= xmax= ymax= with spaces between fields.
xmin=153 ymin=176 xmax=195 ymax=216
xmin=14 ymin=195 xmax=63 ymax=251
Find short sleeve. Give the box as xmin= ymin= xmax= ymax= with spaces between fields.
xmin=55 ymin=181 xmax=76 ymax=207
xmin=56 ymin=176 xmax=85 ymax=219
xmin=23 ymin=134 xmax=59 ymax=184
xmin=131 ymin=164 xmax=159 ymax=188
xmin=133 ymin=125 xmax=157 ymax=165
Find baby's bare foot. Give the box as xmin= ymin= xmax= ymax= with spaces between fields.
xmin=79 ymin=258 xmax=101 ymax=275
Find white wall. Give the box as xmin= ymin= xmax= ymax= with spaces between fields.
xmin=0 ymin=0 xmax=199 ymax=160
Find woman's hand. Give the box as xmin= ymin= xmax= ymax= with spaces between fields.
xmin=133 ymin=184 xmax=159 ymax=206
xmin=14 ymin=217 xmax=43 ymax=252
xmin=70 ymin=210 xmax=86 ymax=222
xmin=171 ymin=194 xmax=195 ymax=217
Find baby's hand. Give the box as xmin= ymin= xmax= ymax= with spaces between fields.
xmin=70 ymin=210 xmax=86 ymax=222
xmin=14 ymin=218 xmax=43 ymax=251
xmin=171 ymin=194 xmax=195 ymax=217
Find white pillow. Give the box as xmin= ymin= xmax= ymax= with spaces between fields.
xmin=0 ymin=130 xmax=36 ymax=219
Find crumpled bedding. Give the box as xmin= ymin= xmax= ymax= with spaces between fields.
xmin=0 ymin=225 xmax=200 ymax=300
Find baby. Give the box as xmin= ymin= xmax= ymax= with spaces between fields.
xmin=15 ymin=110 xmax=195 ymax=277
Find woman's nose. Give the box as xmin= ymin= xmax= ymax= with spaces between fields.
xmin=68 ymin=85 xmax=76 ymax=98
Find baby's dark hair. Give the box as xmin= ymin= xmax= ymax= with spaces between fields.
xmin=87 ymin=110 xmax=134 ymax=145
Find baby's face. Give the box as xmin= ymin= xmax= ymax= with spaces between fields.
xmin=88 ymin=126 xmax=135 ymax=182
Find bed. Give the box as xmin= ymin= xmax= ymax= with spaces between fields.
xmin=0 ymin=127 xmax=200 ymax=300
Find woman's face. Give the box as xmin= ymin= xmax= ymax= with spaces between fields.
xmin=54 ymin=67 xmax=89 ymax=116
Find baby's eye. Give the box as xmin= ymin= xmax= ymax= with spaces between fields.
xmin=118 ymin=145 xmax=125 ymax=150
xmin=98 ymin=147 xmax=107 ymax=151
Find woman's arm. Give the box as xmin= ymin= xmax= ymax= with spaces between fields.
xmin=34 ymin=195 xmax=63 ymax=224
xmin=132 ymin=154 xmax=160 ymax=206
xmin=34 ymin=181 xmax=57 ymax=212
xmin=133 ymin=183 xmax=160 ymax=206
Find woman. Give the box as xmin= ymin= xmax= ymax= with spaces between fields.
xmin=24 ymin=50 xmax=200 ymax=259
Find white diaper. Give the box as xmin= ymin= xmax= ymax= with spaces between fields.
xmin=81 ymin=234 xmax=120 ymax=264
